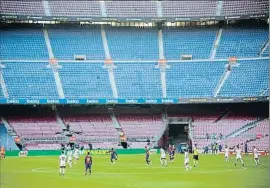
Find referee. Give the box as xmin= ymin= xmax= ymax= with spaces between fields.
xmin=193 ymin=144 xmax=199 ymax=167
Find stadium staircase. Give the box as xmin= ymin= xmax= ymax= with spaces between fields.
xmin=108 ymin=108 xmax=124 ymax=142
xmin=216 ymin=1 xmax=223 ymax=16
xmin=100 ymin=1 xmax=107 ymax=17
xmin=210 ymin=28 xmax=223 ymax=59
xmin=259 ymin=40 xmax=269 ymax=57
xmin=224 ymin=117 xmax=265 ymax=138
xmin=260 ymin=88 xmax=269 ymax=96
xmin=0 ymin=117 xmax=17 ymax=136
xmin=213 ymin=64 xmax=231 ymax=97
xmin=158 ymin=28 xmax=168 ymax=98
xmin=101 ymin=26 xmax=118 ymax=98
xmin=43 ymin=28 xmax=65 ymax=99
xmin=42 ymin=0 xmax=51 ymax=16
xmin=55 ymin=110 xmax=67 ymax=130
xmin=0 ymin=65 xmax=9 ymax=98
xmin=214 ymin=109 xmax=230 ymax=123
xmin=157 ymin=1 xmax=163 ymax=17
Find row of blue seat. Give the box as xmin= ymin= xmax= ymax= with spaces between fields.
xmin=0 ymin=27 xmax=268 ymax=60
xmin=0 ymin=59 xmax=268 ymax=98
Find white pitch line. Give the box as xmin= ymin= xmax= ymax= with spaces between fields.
xmin=31 ymin=167 xmax=248 ymax=175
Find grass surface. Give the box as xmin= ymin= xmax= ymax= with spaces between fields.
xmin=0 ymin=153 xmax=269 ymax=188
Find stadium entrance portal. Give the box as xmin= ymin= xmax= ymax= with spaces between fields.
xmin=168 ymin=123 xmax=189 ymax=145
xmin=164 ymin=117 xmax=192 ymax=150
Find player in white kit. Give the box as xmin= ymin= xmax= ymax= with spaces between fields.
xmin=224 ymin=145 xmax=229 ymax=162
xmin=59 ymin=151 xmax=67 ymax=176
xmin=184 ymin=149 xmax=192 ymax=171
xmin=74 ymin=148 xmax=80 ymax=164
xmin=67 ymin=150 xmax=73 ymax=167
xmin=234 ymin=145 xmax=244 ymax=167
xmin=253 ymin=146 xmax=260 ymax=166
xmin=160 ymin=148 xmax=168 ymax=167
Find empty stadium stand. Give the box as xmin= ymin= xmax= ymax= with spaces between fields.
xmin=58 ymin=62 xmax=113 ymax=98
xmin=0 ymin=28 xmax=48 ymax=60
xmin=166 ymin=61 xmax=226 ymax=98
xmin=216 ymin=27 xmax=268 ymax=58
xmin=48 ymin=27 xmax=105 ymax=60
xmin=62 ymin=115 xmax=118 ymax=141
xmin=161 ymin=1 xmax=217 ymax=17
xmin=8 ymin=116 xmax=65 ymax=141
xmin=116 ymin=115 xmax=165 ymax=139
xmin=105 ymin=27 xmax=159 ymax=60
xmin=0 ymin=0 xmax=45 ymax=16
xmin=105 ymin=1 xmax=157 ymax=17
xmin=48 ymin=1 xmax=101 ymax=17
xmin=114 ymin=62 xmax=162 ymax=98
xmin=2 ymin=62 xmax=59 ymax=98
xmin=0 ymin=0 xmax=268 ymax=18
xmin=218 ymin=59 xmax=268 ymax=97
xmin=221 ymin=1 xmax=269 ymax=16
xmin=192 ymin=116 xmax=257 ymax=148
xmin=163 ymin=27 xmax=218 ymax=60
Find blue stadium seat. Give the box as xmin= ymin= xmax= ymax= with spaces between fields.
xmin=2 ymin=62 xmax=58 ymax=98
xmin=114 ymin=62 xmax=162 ymax=98
xmin=48 ymin=27 xmax=105 ymax=60
xmin=105 ymin=27 xmax=159 ymax=60
xmin=166 ymin=61 xmax=226 ymax=98
xmin=216 ymin=27 xmax=268 ymax=58
xmin=58 ymin=62 xmax=113 ymax=98
xmin=0 ymin=87 xmax=4 ymax=98
xmin=218 ymin=59 xmax=268 ymax=97
xmin=0 ymin=29 xmax=48 ymax=60
xmin=163 ymin=27 xmax=217 ymax=60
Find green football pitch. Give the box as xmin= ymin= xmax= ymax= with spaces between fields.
xmin=1 ymin=154 xmax=269 ymax=188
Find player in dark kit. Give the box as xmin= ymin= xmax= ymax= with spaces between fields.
xmin=107 ymin=148 xmax=118 ymax=164
xmin=145 ymin=147 xmax=151 ymax=165
xmin=171 ymin=145 xmax=176 ymax=162
xmin=85 ymin=152 xmax=92 ymax=175
xmin=168 ymin=144 xmax=173 ymax=162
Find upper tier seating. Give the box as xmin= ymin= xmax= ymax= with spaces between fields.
xmin=48 ymin=27 xmax=105 ymax=60
xmin=62 ymin=115 xmax=118 ymax=141
xmin=48 ymin=1 xmax=101 ymax=17
xmin=216 ymin=27 xmax=268 ymax=58
xmin=221 ymin=1 xmax=269 ymax=16
xmin=218 ymin=59 xmax=268 ymax=97
xmin=166 ymin=61 xmax=226 ymax=98
xmin=163 ymin=27 xmax=217 ymax=60
xmin=162 ymin=1 xmax=217 ymax=17
xmin=105 ymin=27 xmax=159 ymax=60
xmin=1 ymin=1 xmax=268 ymax=18
xmin=114 ymin=62 xmax=162 ymax=98
xmin=105 ymin=1 xmax=157 ymax=17
xmin=58 ymin=62 xmax=113 ymax=98
xmin=116 ymin=115 xmax=165 ymax=139
xmin=2 ymin=62 xmax=58 ymax=98
xmin=0 ymin=29 xmax=48 ymax=60
xmin=0 ymin=0 xmax=45 ymax=16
